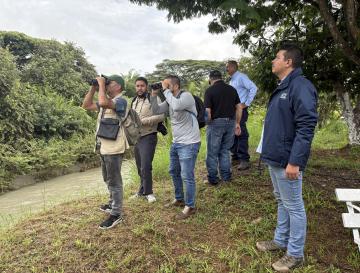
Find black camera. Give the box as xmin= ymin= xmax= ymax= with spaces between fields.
xmin=150 ymin=82 xmax=162 ymax=90
xmin=89 ymin=75 xmax=111 ymax=86
xmin=157 ymin=122 xmax=168 ymax=136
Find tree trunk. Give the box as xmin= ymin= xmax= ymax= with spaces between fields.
xmin=334 ymin=81 xmax=360 ymax=145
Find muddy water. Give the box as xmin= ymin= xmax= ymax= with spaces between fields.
xmin=0 ymin=160 xmax=134 ymax=229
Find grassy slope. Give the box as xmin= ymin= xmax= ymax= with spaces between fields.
xmin=0 ymin=109 xmax=360 ymax=273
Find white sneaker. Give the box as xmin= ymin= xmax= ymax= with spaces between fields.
xmin=129 ymin=193 xmax=142 ymax=200
xmin=145 ymin=194 xmax=156 ymax=203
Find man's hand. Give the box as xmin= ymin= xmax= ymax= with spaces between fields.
xmin=96 ymin=76 xmax=106 ymax=88
xmin=235 ymin=123 xmax=241 ymax=136
xmin=285 ymin=163 xmax=300 ymax=180
xmin=161 ymin=79 xmax=170 ymax=90
xmin=240 ymin=103 xmax=247 ymax=109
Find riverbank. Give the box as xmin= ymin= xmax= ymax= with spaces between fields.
xmin=0 ymin=160 xmax=134 ymax=230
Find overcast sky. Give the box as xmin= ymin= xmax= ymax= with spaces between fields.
xmin=0 ymin=0 xmax=241 ymax=75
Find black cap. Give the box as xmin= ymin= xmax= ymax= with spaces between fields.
xmin=209 ymin=70 xmax=222 ymax=79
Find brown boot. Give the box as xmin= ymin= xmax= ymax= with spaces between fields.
xmin=164 ymin=199 xmax=185 ymax=208
xmin=176 ymin=206 xmax=196 ymax=220
xmin=272 ymin=254 xmax=304 ymax=272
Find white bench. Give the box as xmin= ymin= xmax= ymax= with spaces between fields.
xmin=335 ymin=188 xmax=360 ymax=251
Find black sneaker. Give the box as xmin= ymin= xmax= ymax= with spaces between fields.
xmin=99 ymin=204 xmax=112 ymax=213
xmin=99 ymin=214 xmax=123 ymax=230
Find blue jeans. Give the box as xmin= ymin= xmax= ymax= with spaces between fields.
xmin=206 ymin=118 xmax=235 ymax=183
xmin=268 ymin=165 xmax=306 ymax=258
xmin=169 ymin=142 xmax=200 ymax=208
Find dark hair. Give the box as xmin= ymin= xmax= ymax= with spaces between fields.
xmin=165 ymin=75 xmax=181 ymax=89
xmin=279 ymin=43 xmax=304 ymax=68
xmin=226 ymin=60 xmax=238 ymax=69
xmin=135 ymin=76 xmax=148 ymax=86
xmin=209 ymin=70 xmax=222 ymax=80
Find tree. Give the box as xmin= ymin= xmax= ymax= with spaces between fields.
xmin=0 ymin=31 xmax=97 ymax=104
xmin=146 ymin=59 xmax=225 ymax=86
xmin=130 ymin=0 xmax=360 ymax=145
xmin=0 ymin=32 xmax=97 ymax=146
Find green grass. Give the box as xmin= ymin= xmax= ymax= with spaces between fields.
xmin=0 ymin=112 xmax=359 ymax=272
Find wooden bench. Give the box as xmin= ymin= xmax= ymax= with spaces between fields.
xmin=335 ymin=188 xmax=360 ymax=251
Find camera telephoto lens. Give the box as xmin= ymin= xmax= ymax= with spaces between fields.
xmin=89 ymin=79 xmax=98 ymax=86
xmin=89 ymin=77 xmax=111 ymax=86
xmin=150 ymin=82 xmax=162 ymax=90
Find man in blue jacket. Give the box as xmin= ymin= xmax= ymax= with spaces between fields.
xmin=256 ymin=43 xmax=318 ymax=272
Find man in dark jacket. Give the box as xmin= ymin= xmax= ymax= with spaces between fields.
xmin=256 ymin=43 xmax=318 ymax=272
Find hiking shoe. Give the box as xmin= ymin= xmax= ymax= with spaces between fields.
xmin=176 ymin=206 xmax=196 ymax=220
xmin=129 ymin=193 xmax=142 ymax=200
xmin=99 ymin=204 xmax=112 ymax=213
xmin=256 ymin=240 xmax=286 ymax=252
xmin=164 ymin=199 xmax=185 ymax=208
xmin=99 ymin=214 xmax=123 ymax=230
xmin=203 ymin=177 xmax=219 ymax=186
xmin=145 ymin=194 xmax=156 ymax=203
xmin=272 ymin=254 xmax=304 ymax=272
xmin=237 ymin=160 xmax=250 ymax=170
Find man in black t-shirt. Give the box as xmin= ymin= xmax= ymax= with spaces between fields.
xmin=204 ymin=70 xmax=243 ymax=185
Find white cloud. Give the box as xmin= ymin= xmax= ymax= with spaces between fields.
xmin=0 ymin=0 xmax=241 ymax=75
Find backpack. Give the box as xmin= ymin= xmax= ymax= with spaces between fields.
xmin=121 ymin=108 xmax=142 ymax=146
xmin=180 ymin=91 xmax=205 ymax=129
xmin=192 ymin=95 xmax=206 ymax=128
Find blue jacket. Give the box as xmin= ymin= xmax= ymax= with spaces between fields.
xmin=260 ymin=68 xmax=318 ymax=171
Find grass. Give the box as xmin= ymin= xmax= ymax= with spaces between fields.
xmin=0 ymin=110 xmax=359 ymax=272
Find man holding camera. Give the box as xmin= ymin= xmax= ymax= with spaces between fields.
xmin=150 ymin=75 xmax=200 ymax=219
xmin=82 ymin=75 xmax=129 ymax=229
xmin=130 ymin=77 xmax=165 ymax=203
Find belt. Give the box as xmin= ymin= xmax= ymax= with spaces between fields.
xmin=213 ymin=117 xmax=234 ymax=121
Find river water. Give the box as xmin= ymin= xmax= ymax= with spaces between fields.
xmin=0 ymin=160 xmax=134 ymax=230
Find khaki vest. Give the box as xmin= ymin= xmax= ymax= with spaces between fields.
xmin=132 ymin=96 xmax=164 ymax=136
xmin=96 ymin=94 xmax=129 ymax=155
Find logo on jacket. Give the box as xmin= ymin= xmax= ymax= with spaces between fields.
xmin=280 ymin=93 xmax=287 ymax=99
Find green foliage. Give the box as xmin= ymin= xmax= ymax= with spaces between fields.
xmin=146 ymin=59 xmax=225 ymax=88
xmin=0 ymin=31 xmax=97 ymax=104
xmin=0 ymin=31 xmax=98 ymax=190
xmin=0 ymin=133 xmax=97 ymax=192
xmin=0 ymin=48 xmax=18 ymax=97
xmin=29 ymin=87 xmax=94 ymax=139
xmin=0 ymin=81 xmax=35 ymax=144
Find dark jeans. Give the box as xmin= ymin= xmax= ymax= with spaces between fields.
xmin=231 ymin=108 xmax=250 ymax=162
xmin=134 ymin=133 xmax=158 ymax=195
xmin=101 ymin=154 xmax=123 ymax=216
xmin=206 ymin=118 xmax=235 ymax=183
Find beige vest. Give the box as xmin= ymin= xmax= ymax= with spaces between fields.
xmin=132 ymin=96 xmax=164 ymax=136
xmin=96 ymin=94 xmax=129 ymax=155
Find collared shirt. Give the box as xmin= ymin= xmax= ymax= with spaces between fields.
xmin=229 ymin=71 xmax=257 ymax=107
xmin=257 ymin=74 xmax=289 ymax=154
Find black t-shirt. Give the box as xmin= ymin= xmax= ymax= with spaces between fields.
xmin=204 ymin=80 xmax=240 ymax=119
